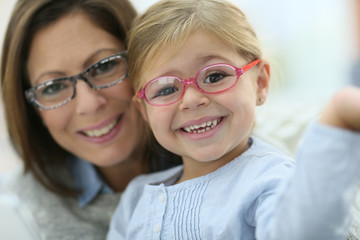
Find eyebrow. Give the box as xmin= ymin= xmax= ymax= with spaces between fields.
xmin=34 ymin=71 xmax=67 ymax=85
xmin=199 ymin=54 xmax=236 ymax=65
xmin=159 ymin=54 xmax=237 ymax=77
xmin=33 ymin=48 xmax=120 ymax=85
xmin=82 ymin=48 xmax=119 ymax=68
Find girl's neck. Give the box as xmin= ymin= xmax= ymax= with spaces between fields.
xmin=177 ymin=137 xmax=252 ymax=184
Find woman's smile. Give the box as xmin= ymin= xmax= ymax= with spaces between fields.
xmin=78 ymin=114 xmax=123 ymax=142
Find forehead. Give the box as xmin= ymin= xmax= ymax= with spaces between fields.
xmin=27 ymin=13 xmax=123 ymax=85
xmin=142 ymin=30 xmax=244 ymax=80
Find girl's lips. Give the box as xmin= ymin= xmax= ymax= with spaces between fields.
xmin=178 ymin=116 xmax=225 ymax=140
xmin=182 ymin=117 xmax=222 ymax=134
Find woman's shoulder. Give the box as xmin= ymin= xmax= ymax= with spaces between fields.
xmin=1 ymin=167 xmax=43 ymax=197
xmin=0 ymin=167 xmax=68 ymax=222
xmin=0 ymin=166 xmax=121 ymax=239
xmin=1 ymin=167 xmax=59 ymax=200
xmin=130 ymin=165 xmax=183 ymax=188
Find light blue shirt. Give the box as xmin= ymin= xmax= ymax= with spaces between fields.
xmin=107 ymin=122 xmax=360 ymax=240
xmin=69 ymin=158 xmax=113 ymax=207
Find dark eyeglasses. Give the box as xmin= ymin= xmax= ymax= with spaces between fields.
xmin=138 ymin=59 xmax=260 ymax=106
xmin=25 ymin=51 xmax=128 ymax=110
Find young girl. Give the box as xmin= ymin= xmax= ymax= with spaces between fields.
xmin=107 ymin=0 xmax=360 ymax=239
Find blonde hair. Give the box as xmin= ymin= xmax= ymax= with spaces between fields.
xmin=128 ymin=0 xmax=262 ymax=92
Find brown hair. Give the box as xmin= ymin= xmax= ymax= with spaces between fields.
xmin=0 ymin=0 xmax=137 ymax=195
xmin=128 ymin=0 xmax=262 ymax=92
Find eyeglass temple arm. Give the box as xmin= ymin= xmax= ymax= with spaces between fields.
xmin=242 ymin=59 xmax=261 ymax=73
xmin=138 ymin=89 xmax=145 ymax=99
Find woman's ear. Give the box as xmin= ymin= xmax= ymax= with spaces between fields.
xmin=255 ymin=60 xmax=270 ymax=106
xmin=132 ymin=95 xmax=149 ymax=122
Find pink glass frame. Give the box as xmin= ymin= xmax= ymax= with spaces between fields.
xmin=138 ymin=59 xmax=260 ymax=106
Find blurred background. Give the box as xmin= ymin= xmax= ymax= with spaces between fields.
xmin=0 ymin=0 xmax=357 ymax=176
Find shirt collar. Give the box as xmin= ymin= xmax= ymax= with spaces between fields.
xmin=69 ymin=157 xmax=113 ymax=207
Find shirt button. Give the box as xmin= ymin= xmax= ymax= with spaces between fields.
xmin=154 ymin=223 xmax=161 ymax=233
xmin=158 ymin=193 xmax=165 ymax=203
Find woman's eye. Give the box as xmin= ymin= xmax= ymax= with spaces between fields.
xmin=41 ymin=82 xmax=69 ymax=96
xmin=153 ymin=86 xmax=179 ymax=98
xmin=92 ymin=60 xmax=117 ymax=77
xmin=203 ymin=72 xmax=227 ymax=84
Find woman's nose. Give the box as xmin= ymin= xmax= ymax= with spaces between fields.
xmin=178 ymin=86 xmax=210 ymax=111
xmin=75 ymin=80 xmax=107 ymax=115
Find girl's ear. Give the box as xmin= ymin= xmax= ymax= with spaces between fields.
xmin=255 ymin=60 xmax=270 ymax=106
xmin=132 ymin=95 xmax=149 ymax=122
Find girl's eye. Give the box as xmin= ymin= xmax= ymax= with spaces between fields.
xmin=41 ymin=82 xmax=69 ymax=96
xmin=153 ymin=86 xmax=179 ymax=98
xmin=91 ymin=60 xmax=117 ymax=77
xmin=203 ymin=72 xmax=227 ymax=84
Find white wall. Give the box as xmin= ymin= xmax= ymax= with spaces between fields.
xmin=0 ymin=0 xmax=356 ymax=174
xmin=134 ymin=0 xmax=356 ymax=100
xmin=0 ymin=1 xmax=19 ymax=177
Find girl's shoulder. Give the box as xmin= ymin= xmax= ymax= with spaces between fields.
xmin=241 ymin=136 xmax=295 ymax=168
xmin=128 ymin=165 xmax=183 ymax=190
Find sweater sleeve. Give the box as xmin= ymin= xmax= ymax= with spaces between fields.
xmin=257 ymin=121 xmax=360 ymax=240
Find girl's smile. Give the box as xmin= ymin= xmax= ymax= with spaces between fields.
xmin=181 ymin=116 xmax=222 ymax=134
xmin=177 ymin=116 xmax=224 ymax=141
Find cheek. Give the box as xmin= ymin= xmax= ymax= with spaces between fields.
xmin=102 ymin=79 xmax=134 ymax=103
xmin=113 ymin=80 xmax=134 ymax=100
xmin=235 ymin=78 xmax=258 ymax=103
xmin=39 ymin=107 xmax=72 ymax=132
xmin=146 ymin=108 xmax=172 ymax=135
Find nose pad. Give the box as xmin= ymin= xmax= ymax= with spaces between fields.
xmin=75 ymin=79 xmax=107 ymax=115
xmin=179 ymin=85 xmax=210 ymax=110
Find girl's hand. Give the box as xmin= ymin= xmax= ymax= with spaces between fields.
xmin=319 ymin=86 xmax=360 ymax=131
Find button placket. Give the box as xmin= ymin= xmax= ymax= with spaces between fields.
xmin=151 ymin=185 xmax=167 ymax=238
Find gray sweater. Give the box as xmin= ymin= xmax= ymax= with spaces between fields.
xmin=1 ymin=169 xmax=121 ymax=240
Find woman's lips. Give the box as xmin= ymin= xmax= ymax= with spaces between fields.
xmin=82 ymin=118 xmax=119 ymax=137
xmin=77 ymin=114 xmax=124 ymax=144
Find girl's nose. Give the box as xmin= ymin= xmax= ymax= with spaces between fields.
xmin=75 ymin=81 xmax=107 ymax=115
xmin=178 ymin=86 xmax=210 ymax=111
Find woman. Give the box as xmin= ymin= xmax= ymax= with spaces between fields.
xmin=0 ymin=0 xmax=179 ymax=239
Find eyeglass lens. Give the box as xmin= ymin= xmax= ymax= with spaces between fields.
xmin=144 ymin=64 xmax=237 ymax=105
xmin=30 ymin=54 xmax=127 ymax=109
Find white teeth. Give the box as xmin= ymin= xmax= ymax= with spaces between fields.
xmin=183 ymin=118 xmax=221 ymax=134
xmin=83 ymin=119 xmax=117 ymax=137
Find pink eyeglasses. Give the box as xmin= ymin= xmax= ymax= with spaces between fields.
xmin=138 ymin=59 xmax=260 ymax=106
